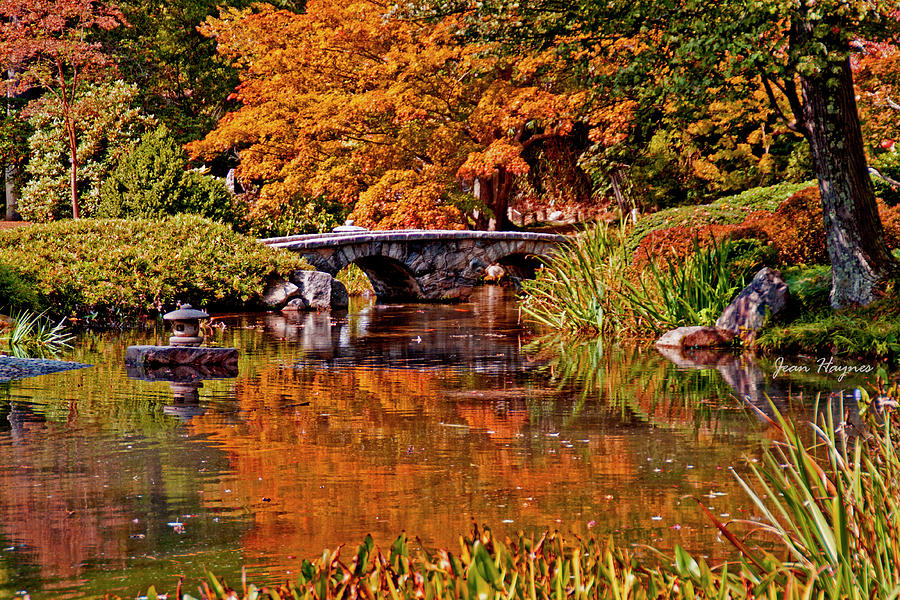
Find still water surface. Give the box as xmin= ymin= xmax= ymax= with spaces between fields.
xmin=0 ymin=288 xmax=870 ymax=598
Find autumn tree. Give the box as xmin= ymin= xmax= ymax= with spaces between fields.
xmin=430 ymin=0 xmax=900 ymax=307
xmin=0 ymin=0 xmax=123 ymax=219
xmin=189 ymin=0 xmax=586 ymax=231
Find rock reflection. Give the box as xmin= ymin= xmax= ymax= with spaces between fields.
xmin=126 ymin=363 xmax=239 ymax=422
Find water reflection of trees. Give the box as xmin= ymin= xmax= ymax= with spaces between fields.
xmin=523 ymin=336 xmax=758 ymax=433
xmin=187 ymin=354 xmax=763 ymax=578
xmin=0 ymin=295 xmax=778 ymax=596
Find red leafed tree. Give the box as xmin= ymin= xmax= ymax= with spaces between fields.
xmin=0 ymin=0 xmax=123 ymax=219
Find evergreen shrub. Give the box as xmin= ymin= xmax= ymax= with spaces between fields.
xmin=0 ymin=263 xmax=39 ymax=311
xmin=0 ymin=216 xmax=307 ymax=320
xmin=98 ymin=125 xmax=243 ymax=224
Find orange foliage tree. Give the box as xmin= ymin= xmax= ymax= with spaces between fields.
xmin=187 ymin=1 xmax=587 ymax=230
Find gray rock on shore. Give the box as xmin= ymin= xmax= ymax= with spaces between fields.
xmin=716 ymin=267 xmax=789 ymax=340
xmin=265 ymin=270 xmax=348 ymax=312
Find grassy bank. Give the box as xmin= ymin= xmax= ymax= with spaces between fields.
xmin=757 ymin=266 xmax=900 ymax=358
xmin=93 ymin=387 xmax=900 ymax=600
xmin=519 ymin=221 xmax=770 ymax=337
xmin=0 ymin=215 xmax=307 ymax=324
xmin=521 ymin=182 xmax=900 ymax=357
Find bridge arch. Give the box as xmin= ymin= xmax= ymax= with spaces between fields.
xmin=352 ymin=255 xmax=421 ymax=300
xmin=262 ymin=230 xmax=565 ymax=301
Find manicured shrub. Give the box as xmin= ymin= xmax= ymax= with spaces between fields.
xmin=635 ymin=185 xmax=871 ymax=268
xmin=879 ymin=201 xmax=900 ymax=249
xmin=625 ymin=180 xmax=809 ymax=254
xmin=723 ymin=237 xmax=779 ymax=280
xmin=631 ymin=222 xmax=768 ymax=268
xmin=98 ymin=125 xmax=243 ymax=224
xmin=0 ymin=216 xmax=307 ymax=320
xmin=0 ymin=263 xmax=39 ymax=311
xmin=741 ymin=185 xmax=827 ymax=265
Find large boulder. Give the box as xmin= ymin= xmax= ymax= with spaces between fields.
xmin=282 ymin=270 xmax=348 ymax=311
xmin=288 ymin=270 xmax=334 ymax=310
xmin=655 ymin=326 xmax=735 ymax=349
xmin=262 ymin=278 xmax=300 ymax=307
xmin=716 ymin=267 xmax=789 ymax=339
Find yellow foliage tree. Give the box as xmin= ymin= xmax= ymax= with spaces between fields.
xmin=188 ymin=1 xmax=586 ymax=230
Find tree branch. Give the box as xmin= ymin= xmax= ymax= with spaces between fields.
xmin=760 ymin=72 xmax=805 ymax=136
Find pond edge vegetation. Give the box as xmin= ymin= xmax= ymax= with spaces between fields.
xmin=520 ymin=182 xmax=900 ymax=359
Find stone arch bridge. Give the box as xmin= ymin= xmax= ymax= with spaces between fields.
xmin=260 ymin=230 xmax=566 ymax=301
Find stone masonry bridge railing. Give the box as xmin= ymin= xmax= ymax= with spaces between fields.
xmin=260 ymin=230 xmax=567 ymax=301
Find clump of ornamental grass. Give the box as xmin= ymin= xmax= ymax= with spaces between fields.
xmin=614 ymin=236 xmax=746 ymax=333
xmin=2 ymin=310 xmax=73 ymax=358
xmin=98 ymin=386 xmax=900 ymax=600
xmin=520 ymin=221 xmax=748 ymax=336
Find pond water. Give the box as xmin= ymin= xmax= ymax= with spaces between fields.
xmin=0 ymin=287 xmax=879 ymax=599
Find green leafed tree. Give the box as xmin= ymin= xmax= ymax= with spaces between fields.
xmin=431 ymin=0 xmax=900 ymax=308
xmin=98 ymin=124 xmax=241 ymax=224
xmin=101 ymin=0 xmax=307 ymax=144
xmin=20 ymin=79 xmax=153 ymax=221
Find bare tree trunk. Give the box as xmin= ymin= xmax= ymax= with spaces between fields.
xmin=795 ymin=31 xmax=895 ymax=307
xmin=4 ymin=66 xmax=18 ymax=221
xmin=3 ymin=163 xmax=16 ymax=221
xmin=609 ymin=168 xmax=629 ymax=216
xmin=64 ymin=113 xmax=80 ymax=219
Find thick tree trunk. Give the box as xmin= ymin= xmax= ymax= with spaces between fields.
xmin=800 ymin=56 xmax=895 ymax=308
xmin=474 ymin=168 xmax=513 ymax=231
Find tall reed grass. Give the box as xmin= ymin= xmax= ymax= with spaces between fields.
xmin=520 ymin=222 xmax=746 ymax=336
xmin=519 ymin=221 xmax=628 ymax=334
xmin=103 ymin=387 xmax=900 ymax=600
xmin=2 ymin=310 xmax=73 ymax=358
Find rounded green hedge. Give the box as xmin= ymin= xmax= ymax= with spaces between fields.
xmin=0 ymin=216 xmax=307 ymax=320
xmin=626 ymin=181 xmax=811 ymax=255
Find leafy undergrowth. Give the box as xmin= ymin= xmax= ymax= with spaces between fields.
xmin=521 ymin=223 xmax=769 ymax=336
xmin=337 ymin=263 xmax=375 ymax=296
xmin=626 ymin=181 xmax=810 ymax=255
xmin=0 ymin=215 xmax=308 ymax=323
xmin=94 ymin=387 xmax=900 ymax=600
xmin=758 ymin=269 xmax=900 ymax=358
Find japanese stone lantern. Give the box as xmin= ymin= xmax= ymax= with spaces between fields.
xmin=163 ymin=304 xmax=209 ymax=346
